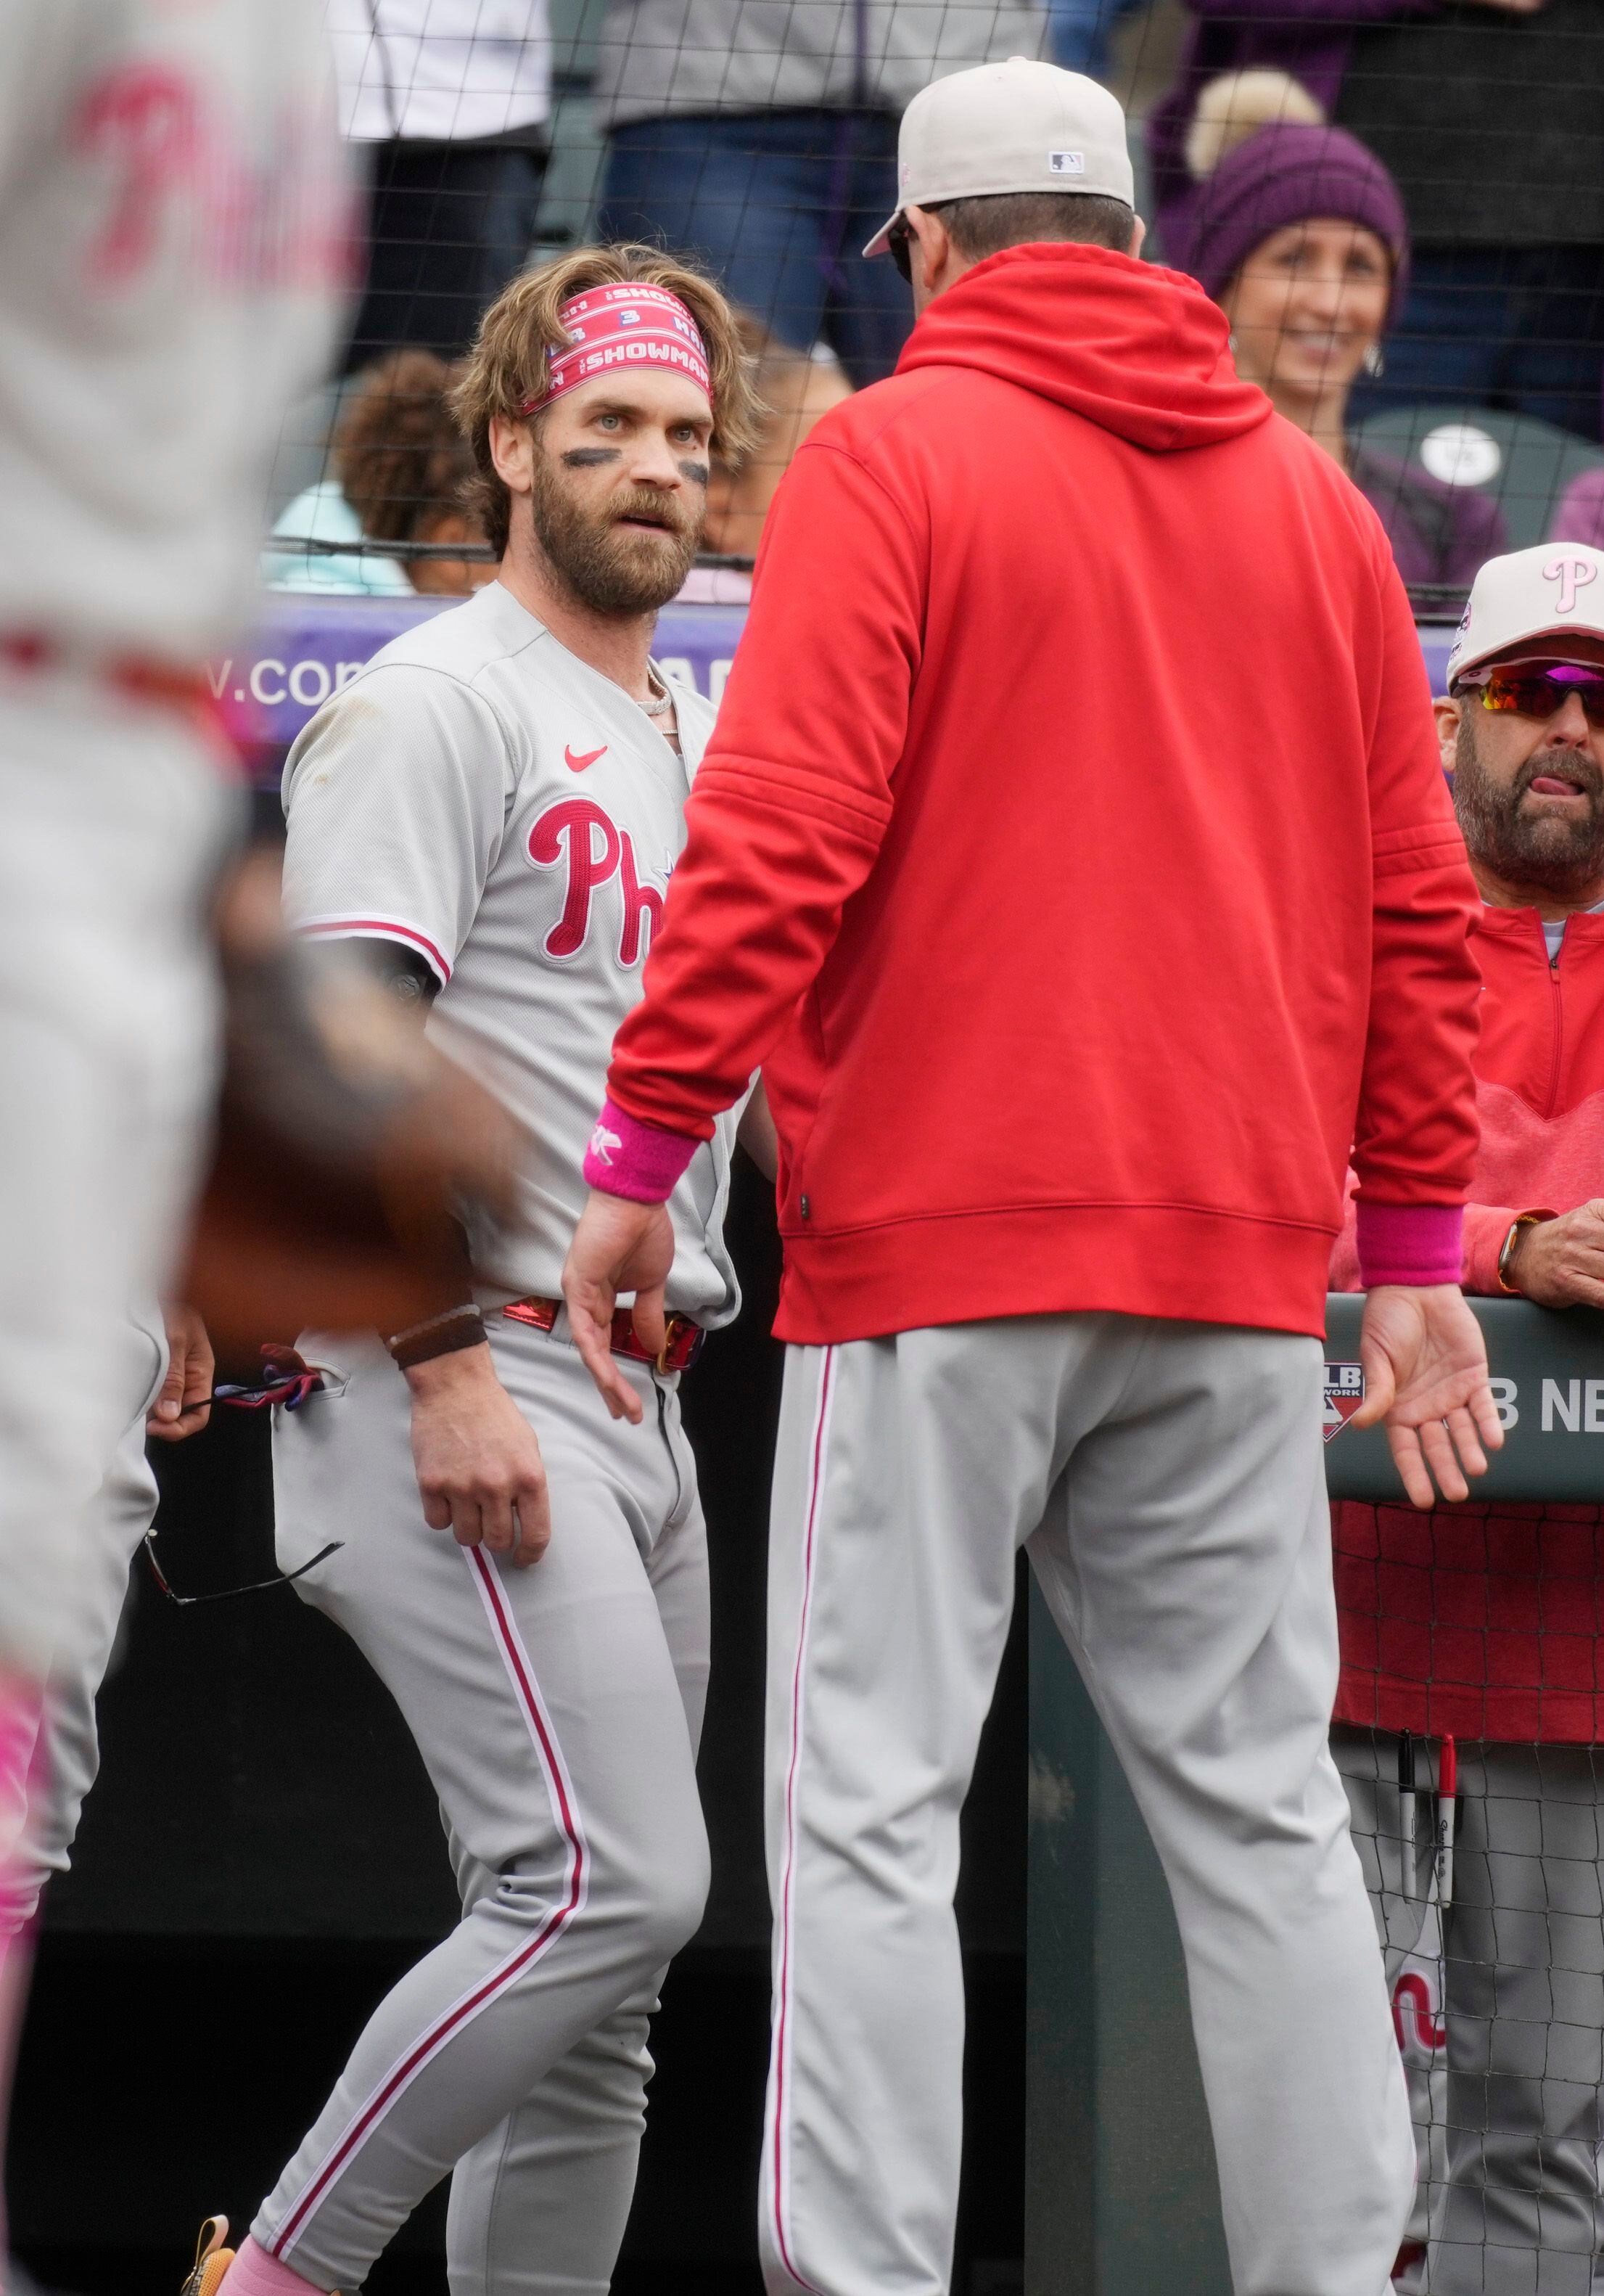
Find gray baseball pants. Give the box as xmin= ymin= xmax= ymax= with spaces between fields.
xmin=258 ymin=1317 xmax=711 ymax=2295
xmin=1336 ymin=1729 xmax=1604 ymax=2295
xmin=9 ymin=1311 xmax=168 ymax=1932
xmin=762 ymin=1314 xmax=1414 ymax=2296
xmin=0 ymin=692 xmax=225 ymax=1684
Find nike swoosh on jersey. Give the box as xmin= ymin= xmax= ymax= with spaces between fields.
xmin=565 ymin=743 xmax=607 ymax=772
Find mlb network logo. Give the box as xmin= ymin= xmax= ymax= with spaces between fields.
xmin=1323 ymin=1361 xmax=1365 ymax=1443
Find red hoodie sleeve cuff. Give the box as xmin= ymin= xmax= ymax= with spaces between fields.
xmin=1355 ymin=1201 xmax=1464 ymax=1290
xmin=583 ymin=1098 xmax=699 ymax=1204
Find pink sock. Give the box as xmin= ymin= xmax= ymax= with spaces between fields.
xmin=223 ymin=2238 xmax=327 ymax=2296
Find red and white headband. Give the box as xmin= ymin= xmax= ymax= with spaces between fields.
xmin=519 ymin=283 xmax=712 ymax=417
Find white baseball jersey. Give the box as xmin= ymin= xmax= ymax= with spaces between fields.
xmin=281 ymin=580 xmax=742 ymax=1327
xmin=0 ymin=0 xmax=348 ymax=662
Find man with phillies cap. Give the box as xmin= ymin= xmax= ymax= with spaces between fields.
xmin=179 ymin=248 xmax=768 ymax=2296
xmin=1331 ymin=540 xmax=1604 ymax=2295
xmin=564 ymin=52 xmax=1502 ymax=2296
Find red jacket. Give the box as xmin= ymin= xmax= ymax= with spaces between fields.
xmin=608 ymin=242 xmax=1481 ymax=1345
xmin=1333 ymin=908 xmax=1604 ymax=1743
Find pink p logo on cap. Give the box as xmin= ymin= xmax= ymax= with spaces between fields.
xmin=1543 ymin=554 xmax=1600 ymax=616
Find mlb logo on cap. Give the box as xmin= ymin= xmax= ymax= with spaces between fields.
xmin=864 ymin=56 xmax=1134 ymax=258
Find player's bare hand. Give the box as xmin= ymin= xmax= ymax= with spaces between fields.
xmin=1354 ymin=1284 xmax=1504 ymax=1508
xmin=406 ymin=1342 xmax=550 ymax=1566
xmin=1502 ymin=1205 xmax=1604 ymax=1308
xmin=562 ymin=1191 xmax=675 ymax=1424
xmin=147 ymin=1301 xmax=215 ymax=1442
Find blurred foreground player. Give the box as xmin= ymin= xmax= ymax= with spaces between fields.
xmin=566 ymin=59 xmax=1502 ymax=2296
xmin=1333 ymin=541 xmax=1604 ymax=2296
xmin=4 ymin=1305 xmax=213 ymax=1946
xmin=4 ymin=1305 xmax=213 ymax=2281
xmin=0 ymin=0 xmax=345 ymax=2269
xmin=188 ymin=251 xmax=768 ymax=2296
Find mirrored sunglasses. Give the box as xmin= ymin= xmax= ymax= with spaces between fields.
xmin=1460 ymin=663 xmax=1604 ymax=726
xmin=141 ymin=1360 xmax=341 ymax=1604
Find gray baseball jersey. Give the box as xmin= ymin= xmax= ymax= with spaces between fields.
xmin=280 ymin=579 xmax=743 ymax=1326
xmin=0 ymin=0 xmax=347 ymax=660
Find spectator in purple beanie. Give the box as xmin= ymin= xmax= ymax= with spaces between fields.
xmin=1152 ymin=1 xmax=1604 ymax=445
xmin=1148 ymin=1 xmax=1424 ymax=271
xmin=1186 ymin=72 xmax=1505 ymax=593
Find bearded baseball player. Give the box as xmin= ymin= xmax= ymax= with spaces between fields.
xmin=182 ymin=250 xmax=765 ymax=2296
xmin=0 ymin=0 xmax=345 ymax=2259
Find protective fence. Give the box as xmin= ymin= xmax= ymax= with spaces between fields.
xmin=1028 ymin=1297 xmax=1604 ymax=2296
xmin=268 ymin=3 xmax=1604 ymax=620
xmin=1325 ymin=1297 xmax=1604 ymax=2296
xmin=233 ymin=12 xmax=1604 ymax=2292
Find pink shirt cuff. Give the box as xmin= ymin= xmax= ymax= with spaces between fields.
xmin=1354 ymin=1201 xmax=1464 ymax=1290
xmin=583 ymin=1097 xmax=699 ymax=1203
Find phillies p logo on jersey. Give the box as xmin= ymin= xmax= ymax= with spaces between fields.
xmin=527 ymin=798 xmax=669 ymax=967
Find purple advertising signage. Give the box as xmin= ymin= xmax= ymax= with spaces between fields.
xmin=210 ymin=593 xmax=752 ymax=780
xmin=212 ymin=591 xmax=1460 ymax=784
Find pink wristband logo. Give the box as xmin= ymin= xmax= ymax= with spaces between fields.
xmin=583 ymin=1096 xmax=699 ymax=1203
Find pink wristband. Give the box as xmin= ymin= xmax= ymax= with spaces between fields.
xmin=1355 ymin=1201 xmax=1464 ymax=1290
xmin=583 ymin=1096 xmax=699 ymax=1203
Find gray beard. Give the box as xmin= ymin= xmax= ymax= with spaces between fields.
xmin=530 ymin=455 xmax=699 ymax=617
xmin=1454 ymin=716 xmax=1604 ymax=901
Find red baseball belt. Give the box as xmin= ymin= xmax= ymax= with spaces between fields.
xmin=0 ymin=630 xmax=225 ymax=732
xmin=500 ymin=1293 xmax=705 ymax=1374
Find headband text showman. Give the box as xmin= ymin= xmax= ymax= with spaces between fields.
xmin=520 ymin=284 xmax=713 ymax=417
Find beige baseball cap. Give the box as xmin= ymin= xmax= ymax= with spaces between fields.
xmin=1447 ymin=541 xmax=1604 ymax=685
xmin=863 ymin=56 xmax=1135 ymax=259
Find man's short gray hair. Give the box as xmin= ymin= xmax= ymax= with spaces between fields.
xmin=926 ymin=191 xmax=1137 ymax=261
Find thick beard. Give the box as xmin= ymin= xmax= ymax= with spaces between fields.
xmin=1454 ymin=715 xmax=1604 ymax=899
xmin=529 ymin=454 xmax=699 ymax=615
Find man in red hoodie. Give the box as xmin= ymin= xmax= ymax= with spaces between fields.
xmin=563 ymin=58 xmax=1502 ymax=2296
xmin=1331 ymin=540 xmax=1604 ymax=2296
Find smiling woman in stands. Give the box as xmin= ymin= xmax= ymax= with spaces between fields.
xmin=1183 ymin=72 xmax=1505 ymax=594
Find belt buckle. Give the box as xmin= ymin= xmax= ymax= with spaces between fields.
xmin=655 ymin=1315 xmax=705 ymax=1375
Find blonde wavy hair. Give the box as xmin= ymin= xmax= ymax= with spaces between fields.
xmin=451 ymin=244 xmax=761 ymax=557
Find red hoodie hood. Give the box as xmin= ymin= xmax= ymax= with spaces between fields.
xmin=895 ymin=240 xmax=1272 ymax=453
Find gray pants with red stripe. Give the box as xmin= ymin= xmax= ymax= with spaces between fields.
xmin=762 ymin=1318 xmax=1415 ymax=2296
xmin=256 ymin=1319 xmax=710 ymax=2293
xmin=1336 ymin=1730 xmax=1604 ymax=2296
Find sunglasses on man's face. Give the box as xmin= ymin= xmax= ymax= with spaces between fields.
xmin=1460 ymin=664 xmax=1604 ymax=726
xmin=887 ymin=214 xmax=916 ymax=284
